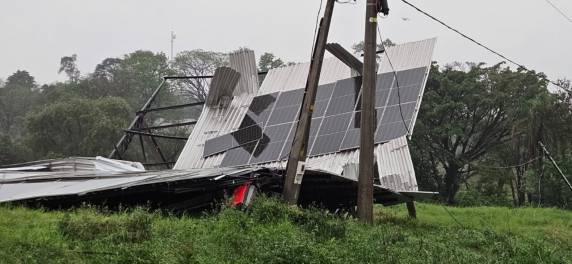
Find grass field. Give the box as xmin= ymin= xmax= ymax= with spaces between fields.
xmin=0 ymin=198 xmax=570 ymax=264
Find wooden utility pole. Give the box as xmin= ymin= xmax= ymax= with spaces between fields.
xmin=357 ymin=0 xmax=382 ymax=224
xmin=283 ymin=0 xmax=336 ymax=204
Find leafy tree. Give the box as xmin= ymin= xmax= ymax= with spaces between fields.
xmin=59 ymin=54 xmax=81 ymax=82
xmin=352 ymin=39 xmax=396 ymax=54
xmin=112 ymin=51 xmax=174 ymax=108
xmin=412 ymin=63 xmax=549 ymax=204
xmin=24 ymin=97 xmax=131 ymax=158
xmin=94 ymin=58 xmax=122 ymax=80
xmin=171 ymin=49 xmax=228 ymax=102
xmin=5 ymin=70 xmax=36 ymax=89
xmin=540 ymin=154 xmax=572 ymax=209
xmin=258 ymin=52 xmax=285 ymax=72
xmin=0 ymin=134 xmax=31 ymax=165
xmin=0 ymin=71 xmax=39 ymax=135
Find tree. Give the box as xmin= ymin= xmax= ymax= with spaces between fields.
xmin=94 ymin=58 xmax=123 ymax=80
xmin=0 ymin=134 xmax=30 ymax=165
xmin=171 ymin=49 xmax=228 ymax=103
xmin=352 ymin=39 xmax=396 ymax=54
xmin=112 ymin=50 xmax=174 ymax=108
xmin=0 ymin=71 xmax=39 ymax=135
xmin=5 ymin=70 xmax=36 ymax=89
xmin=258 ymin=52 xmax=285 ymax=72
xmin=59 ymin=54 xmax=81 ymax=82
xmin=411 ymin=62 xmax=548 ymax=204
xmin=24 ymin=97 xmax=131 ymax=158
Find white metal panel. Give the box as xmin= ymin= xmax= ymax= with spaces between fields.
xmin=174 ymin=49 xmax=260 ymax=170
xmin=260 ymin=136 xmax=417 ymax=191
xmin=0 ymin=167 xmax=261 ymax=203
xmin=230 ymin=49 xmax=259 ymax=96
xmin=377 ymin=38 xmax=436 ymax=73
xmin=174 ymin=39 xmax=434 ymax=192
xmin=258 ymin=57 xmax=352 ymax=95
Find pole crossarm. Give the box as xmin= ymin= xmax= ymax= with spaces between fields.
xmin=325 ymin=43 xmax=363 ymax=75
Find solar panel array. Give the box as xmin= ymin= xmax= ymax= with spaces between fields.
xmin=201 ymin=66 xmax=427 ymax=167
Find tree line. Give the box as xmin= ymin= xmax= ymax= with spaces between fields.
xmin=0 ymin=46 xmax=570 ymax=208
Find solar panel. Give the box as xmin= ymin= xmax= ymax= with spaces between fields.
xmin=210 ymin=66 xmax=428 ymax=166
xmin=318 ymin=113 xmax=352 ymax=136
xmin=239 ymin=92 xmax=278 ymax=129
xmin=203 ymin=134 xmax=235 ymax=157
xmin=220 ymin=141 xmax=257 ymax=166
xmin=231 ymin=123 xmax=264 ymax=145
xmin=325 ymin=77 xmax=361 ymax=116
xmin=267 ymin=105 xmax=299 ymax=126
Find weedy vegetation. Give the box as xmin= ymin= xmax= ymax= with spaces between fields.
xmin=0 ymin=197 xmax=570 ymax=263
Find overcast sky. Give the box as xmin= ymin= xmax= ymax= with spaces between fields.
xmin=0 ymin=0 xmax=570 ymax=85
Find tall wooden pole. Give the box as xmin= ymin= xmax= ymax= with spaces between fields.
xmin=357 ymin=0 xmax=378 ymax=224
xmin=283 ymin=0 xmax=336 ymax=204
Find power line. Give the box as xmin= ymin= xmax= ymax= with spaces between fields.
xmin=441 ymin=204 xmax=465 ymax=229
xmin=400 ymin=0 xmax=571 ymax=93
xmin=376 ymin=24 xmax=411 ymax=135
xmin=544 ymin=0 xmax=572 ymax=24
xmin=310 ymin=0 xmax=324 ymax=58
xmin=473 ymin=156 xmax=540 ymax=170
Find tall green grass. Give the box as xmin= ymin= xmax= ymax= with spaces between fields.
xmin=0 ymin=198 xmax=570 ymax=263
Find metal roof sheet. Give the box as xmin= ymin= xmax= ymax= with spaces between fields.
xmin=174 ymin=39 xmax=436 ymax=192
xmin=0 ymin=167 xmax=262 ymax=203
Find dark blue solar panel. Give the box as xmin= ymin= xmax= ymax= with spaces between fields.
xmin=220 ymin=141 xmax=258 ymax=167
xmin=275 ymin=89 xmax=304 ymax=108
xmin=203 ymin=134 xmax=235 ymax=157
xmin=375 ymin=119 xmax=411 ymax=142
xmin=318 ymin=113 xmax=351 ymax=136
xmin=209 ymin=66 xmax=427 ymax=163
xmin=240 ymin=92 xmax=278 ymax=129
xmin=267 ymin=105 xmax=299 ymax=125
xmin=231 ymin=123 xmax=263 ymax=146
xmin=310 ymin=132 xmax=345 ymax=156
xmin=316 ymin=83 xmax=335 ymax=101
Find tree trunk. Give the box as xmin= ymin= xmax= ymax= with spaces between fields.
xmin=515 ymin=166 xmax=527 ymax=206
xmin=443 ymin=163 xmax=460 ymax=205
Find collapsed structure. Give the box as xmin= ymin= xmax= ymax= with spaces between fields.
xmin=0 ymin=39 xmax=437 ymax=211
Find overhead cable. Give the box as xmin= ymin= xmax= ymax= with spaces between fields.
xmin=376 ymin=24 xmax=412 ymax=135
xmin=400 ymin=0 xmax=571 ymax=93
xmin=544 ymin=0 xmax=572 ymax=24
xmin=310 ymin=0 xmax=324 ymax=58
xmin=474 ymin=156 xmax=541 ymax=170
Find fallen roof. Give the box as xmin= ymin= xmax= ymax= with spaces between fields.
xmin=174 ymin=38 xmax=436 ymax=192
xmin=0 ymin=156 xmax=145 ymax=173
xmin=0 ymin=39 xmax=438 ymax=207
xmin=0 ymin=166 xmax=260 ymax=203
xmin=0 ymin=164 xmax=434 ymax=208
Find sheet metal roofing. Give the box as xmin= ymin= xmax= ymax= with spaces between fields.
xmin=0 ymin=166 xmax=261 ymax=203
xmin=174 ymin=39 xmax=436 ymax=192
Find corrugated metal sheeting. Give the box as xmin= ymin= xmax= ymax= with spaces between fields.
xmin=175 ymin=39 xmax=437 ymax=192
xmin=0 ymin=157 xmax=145 ymax=173
xmin=174 ymin=49 xmax=260 ymax=170
xmin=0 ymin=167 xmax=261 ymax=203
